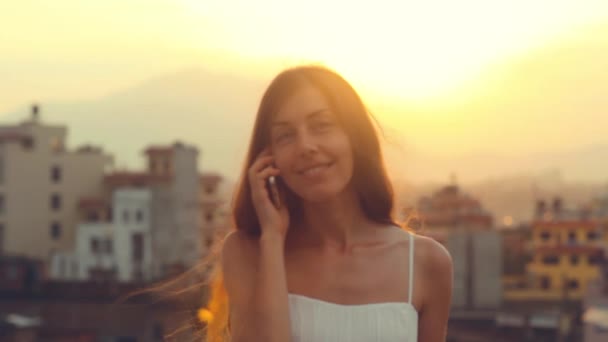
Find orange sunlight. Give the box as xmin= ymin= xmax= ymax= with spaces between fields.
xmin=178 ymin=0 xmax=608 ymax=104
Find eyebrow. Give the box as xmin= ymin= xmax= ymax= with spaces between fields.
xmin=272 ymin=108 xmax=331 ymax=127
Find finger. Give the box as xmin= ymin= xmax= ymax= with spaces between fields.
xmin=250 ymin=167 xmax=281 ymax=199
xmin=256 ymin=166 xmax=280 ymax=180
xmin=248 ymin=155 xmax=274 ymax=176
xmin=250 ymin=166 xmax=280 ymax=193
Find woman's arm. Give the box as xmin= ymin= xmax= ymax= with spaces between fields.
xmin=417 ymin=236 xmax=454 ymax=342
xmin=222 ymin=230 xmax=292 ymax=342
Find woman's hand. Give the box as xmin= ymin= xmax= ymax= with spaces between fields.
xmin=248 ymin=148 xmax=290 ymax=240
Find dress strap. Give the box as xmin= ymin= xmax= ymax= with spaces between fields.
xmin=408 ymin=232 xmax=415 ymax=304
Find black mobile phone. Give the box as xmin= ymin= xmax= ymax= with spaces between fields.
xmin=267 ymin=175 xmax=281 ymax=209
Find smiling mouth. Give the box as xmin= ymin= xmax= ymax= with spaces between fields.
xmin=299 ymin=161 xmax=334 ymax=177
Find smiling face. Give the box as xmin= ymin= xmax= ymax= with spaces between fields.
xmin=270 ymin=84 xmax=354 ymax=203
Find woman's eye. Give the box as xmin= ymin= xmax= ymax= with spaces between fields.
xmin=275 ymin=131 xmax=294 ymax=143
xmin=312 ymin=121 xmax=333 ymax=132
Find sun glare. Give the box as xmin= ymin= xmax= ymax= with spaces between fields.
xmin=178 ymin=0 xmax=608 ymax=103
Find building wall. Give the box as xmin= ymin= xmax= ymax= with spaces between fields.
xmin=526 ymin=221 xmax=603 ymax=300
xmin=447 ymin=230 xmax=503 ymax=309
xmin=148 ymin=144 xmax=201 ymax=278
xmin=200 ymin=173 xmax=232 ymax=251
xmin=532 ymin=223 xmax=603 ymax=246
xmin=0 ymin=118 xmax=112 ymax=261
xmin=171 ymin=145 xmax=202 ymax=267
xmin=51 ymin=222 xmax=115 ymax=281
xmin=112 ymin=189 xmax=153 ymax=282
xmin=506 ymin=219 xmax=604 ymax=302
xmin=527 ymin=252 xmax=600 ymax=300
xmin=472 ymin=231 xmax=503 ymax=308
xmin=447 ymin=232 xmax=468 ymax=308
xmin=50 ymin=189 xmax=153 ymax=283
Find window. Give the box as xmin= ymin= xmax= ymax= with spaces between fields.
xmin=587 ymin=231 xmax=599 ymax=241
xmin=136 ymin=210 xmax=144 ymax=223
xmin=570 ymin=255 xmax=579 ymax=265
xmin=567 ymin=279 xmax=579 ymax=290
xmin=87 ymin=211 xmax=99 ymax=222
xmin=164 ymin=160 xmax=170 ymax=172
xmin=132 ymin=233 xmax=144 ymax=261
xmin=542 ymin=255 xmax=560 ymax=265
xmin=0 ymin=194 xmax=5 ymax=214
xmin=589 ymin=255 xmax=602 ymax=265
xmin=123 ymin=210 xmax=130 ymax=223
xmin=50 ymin=222 xmax=62 ymax=240
xmin=50 ymin=193 xmax=61 ymax=211
xmin=22 ymin=137 xmax=34 ymax=149
xmin=105 ymin=239 xmax=113 ymax=254
xmin=540 ymin=276 xmax=551 ymax=289
xmin=205 ymin=212 xmax=213 ymax=223
xmin=540 ymin=231 xmax=551 ymax=241
xmin=568 ymin=231 xmax=577 ymax=244
xmin=90 ymin=238 xmax=100 ymax=253
xmin=51 ymin=165 xmax=62 ymax=183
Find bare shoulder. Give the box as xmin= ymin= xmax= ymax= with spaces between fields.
xmin=385 ymin=227 xmax=452 ymax=275
xmin=412 ymin=233 xmax=453 ymax=275
xmin=411 ymin=233 xmax=453 ymax=313
xmin=221 ymin=230 xmax=258 ymax=290
xmin=222 ymin=230 xmax=258 ymax=268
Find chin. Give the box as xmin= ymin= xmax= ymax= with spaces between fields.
xmin=294 ymin=181 xmax=350 ymax=203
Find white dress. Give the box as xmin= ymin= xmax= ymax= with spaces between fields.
xmin=288 ymin=232 xmax=418 ymax=342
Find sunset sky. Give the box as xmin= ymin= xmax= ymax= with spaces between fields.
xmin=2 ymin=0 xmax=608 ymax=182
xmin=3 ymin=0 xmax=607 ymax=102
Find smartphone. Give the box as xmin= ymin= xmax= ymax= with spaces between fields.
xmin=266 ymin=175 xmax=281 ymax=209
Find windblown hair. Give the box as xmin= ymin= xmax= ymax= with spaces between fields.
xmin=204 ymin=65 xmax=399 ymax=341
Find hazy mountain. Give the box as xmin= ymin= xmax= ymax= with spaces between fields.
xmin=3 ymin=68 xmax=267 ymax=177
xmin=1 ymin=23 xmax=607 ymax=190
xmin=394 ymin=143 xmax=608 ymax=184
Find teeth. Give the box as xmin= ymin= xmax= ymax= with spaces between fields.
xmin=302 ymin=164 xmax=328 ymax=176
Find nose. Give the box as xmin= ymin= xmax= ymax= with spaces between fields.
xmin=295 ymin=130 xmax=318 ymax=157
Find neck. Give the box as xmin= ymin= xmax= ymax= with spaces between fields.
xmin=289 ymin=186 xmax=375 ymax=252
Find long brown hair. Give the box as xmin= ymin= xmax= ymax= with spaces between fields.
xmin=204 ymin=65 xmax=399 ymax=341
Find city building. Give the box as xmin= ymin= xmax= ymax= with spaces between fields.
xmin=504 ymin=198 xmax=605 ymax=302
xmin=412 ymin=179 xmax=502 ymax=311
xmin=51 ymin=189 xmax=153 ymax=282
xmin=415 ymin=179 xmax=494 ymax=244
xmin=51 ymin=141 xmax=204 ymax=282
xmin=0 ymin=267 xmax=190 ymax=342
xmin=200 ymin=172 xmax=232 ymax=250
xmin=0 ymin=105 xmax=113 ymax=261
xmin=448 ymin=230 xmax=503 ymax=311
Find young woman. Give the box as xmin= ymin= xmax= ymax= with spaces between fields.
xmin=205 ymin=65 xmax=453 ymax=342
